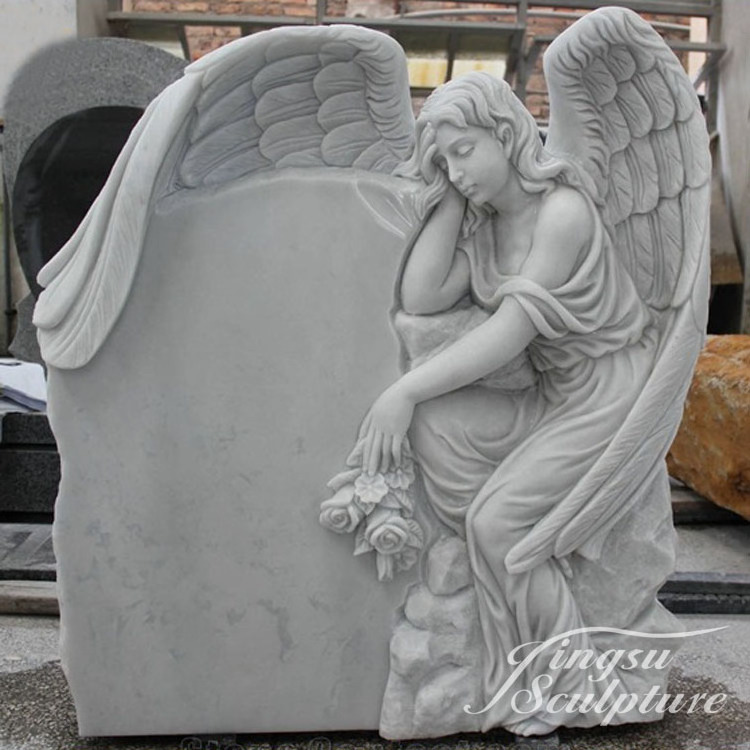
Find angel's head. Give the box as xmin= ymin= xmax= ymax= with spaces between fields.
xmin=399 ymin=72 xmax=585 ymax=233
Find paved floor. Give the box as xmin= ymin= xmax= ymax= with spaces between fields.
xmin=1 ymin=614 xmax=750 ymax=750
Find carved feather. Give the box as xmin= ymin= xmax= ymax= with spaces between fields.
xmin=318 ymin=91 xmax=370 ymax=131
xmin=615 ymin=80 xmax=654 ymax=138
xmin=545 ymin=5 xmax=709 ymax=311
xmin=650 ymin=125 xmax=685 ymax=198
xmin=625 ymin=136 xmax=659 ymax=213
xmin=603 ymin=45 xmax=636 ymax=83
xmin=600 ymin=100 xmax=630 ymax=153
xmin=677 ymin=113 xmax=712 ymax=188
xmin=34 ymin=26 xmax=416 ymax=371
xmin=584 ymin=57 xmax=618 ymax=105
xmin=176 ymin=27 xmax=414 ymax=190
xmin=604 ymin=150 xmax=633 ymax=225
xmin=516 ymin=6 xmax=711 ymax=569
xmin=632 ymin=70 xmax=675 ymax=130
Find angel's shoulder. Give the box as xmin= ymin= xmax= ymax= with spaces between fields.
xmin=537 ymin=185 xmax=594 ymax=237
xmin=532 ymin=186 xmax=594 ymax=262
xmin=523 ymin=186 xmax=595 ymax=288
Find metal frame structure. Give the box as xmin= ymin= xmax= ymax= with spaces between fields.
xmin=106 ymin=0 xmax=723 ymax=112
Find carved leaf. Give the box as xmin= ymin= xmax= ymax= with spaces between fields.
xmin=397 ymin=490 xmax=415 ymax=518
xmin=354 ymin=524 xmax=373 ymax=556
xmin=405 ymin=518 xmax=425 ymax=549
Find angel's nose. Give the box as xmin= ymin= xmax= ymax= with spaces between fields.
xmin=447 ymin=162 xmax=462 ymax=183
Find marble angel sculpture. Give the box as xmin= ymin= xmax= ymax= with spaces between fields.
xmin=31 ymin=4 xmax=709 ymax=742
xmin=323 ymin=6 xmax=711 ymax=741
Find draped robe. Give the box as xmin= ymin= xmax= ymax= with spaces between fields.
xmin=409 ymin=197 xmax=678 ymax=735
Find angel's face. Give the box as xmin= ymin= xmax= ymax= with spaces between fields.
xmin=433 ymin=122 xmax=511 ymax=207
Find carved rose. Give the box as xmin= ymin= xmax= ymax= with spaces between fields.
xmin=365 ymin=510 xmax=411 ymax=555
xmin=319 ymin=485 xmax=364 ymax=534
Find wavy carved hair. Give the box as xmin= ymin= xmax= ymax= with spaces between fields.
xmin=396 ymin=72 xmax=591 ymax=238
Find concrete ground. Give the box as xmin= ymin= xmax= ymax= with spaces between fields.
xmin=1 ymin=613 xmax=750 ymax=750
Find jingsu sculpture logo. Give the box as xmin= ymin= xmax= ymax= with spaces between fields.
xmin=463 ymin=626 xmax=729 ymax=725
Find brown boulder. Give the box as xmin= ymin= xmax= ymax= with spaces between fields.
xmin=667 ymin=335 xmax=750 ymax=520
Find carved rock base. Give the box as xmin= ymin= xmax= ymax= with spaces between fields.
xmin=667 ymin=335 xmax=750 ymax=520
xmin=380 ymin=536 xmax=483 ymax=739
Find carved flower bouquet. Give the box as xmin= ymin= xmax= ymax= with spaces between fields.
xmin=319 ymin=442 xmax=424 ymax=581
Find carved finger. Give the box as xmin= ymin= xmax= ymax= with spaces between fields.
xmin=366 ymin=430 xmax=384 ymax=476
xmin=357 ymin=410 xmax=373 ymax=439
xmin=379 ymin=436 xmax=392 ymax=475
xmin=346 ymin=438 xmax=366 ymax=468
xmin=392 ymin=434 xmax=403 ymax=468
xmin=402 ymin=435 xmax=413 ymax=459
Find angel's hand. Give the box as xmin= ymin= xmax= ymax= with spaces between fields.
xmin=356 ymin=385 xmax=416 ymax=476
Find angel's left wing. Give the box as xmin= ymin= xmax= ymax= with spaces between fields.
xmin=505 ymin=7 xmax=711 ymax=573
xmin=34 ymin=25 xmax=414 ymax=370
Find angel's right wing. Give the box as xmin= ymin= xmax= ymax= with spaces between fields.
xmin=543 ymin=6 xmax=710 ymax=313
xmin=505 ymin=8 xmax=711 ymax=574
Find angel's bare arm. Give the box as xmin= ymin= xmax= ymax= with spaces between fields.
xmin=400 ymin=184 xmax=471 ymax=314
xmin=401 ymin=187 xmax=592 ymax=400
xmin=357 ymin=187 xmax=593 ymax=474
